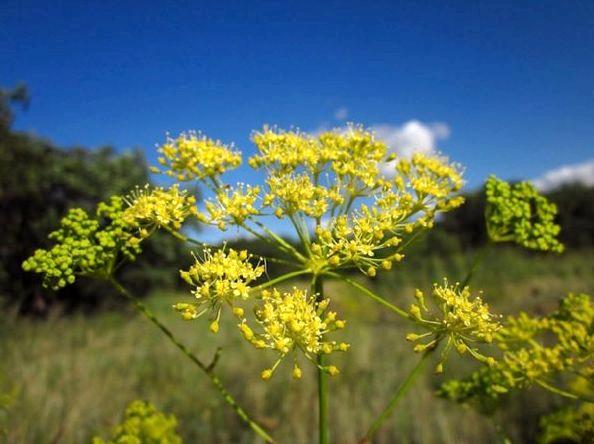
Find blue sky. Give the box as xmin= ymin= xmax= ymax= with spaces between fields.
xmin=3 ymin=0 xmax=594 ymax=192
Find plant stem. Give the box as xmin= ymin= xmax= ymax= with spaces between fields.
xmin=361 ymin=350 xmax=433 ymax=443
xmin=250 ymin=269 xmax=311 ymax=293
xmin=313 ymin=275 xmax=329 ymax=444
xmin=324 ymin=272 xmax=410 ymax=320
xmin=108 ymin=278 xmax=275 ymax=443
xmin=254 ymin=220 xmax=308 ymax=263
xmin=461 ymin=244 xmax=490 ymax=287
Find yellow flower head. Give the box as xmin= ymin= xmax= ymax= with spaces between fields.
xmin=174 ymin=248 xmax=264 ymax=331
xmin=154 ymin=125 xmax=464 ymax=278
xmin=264 ymin=173 xmax=339 ymax=219
xmin=202 ymin=183 xmax=260 ymax=229
xmin=92 ymin=400 xmax=181 ymax=444
xmin=438 ymin=293 xmax=594 ymax=406
xmin=240 ymin=287 xmax=348 ymax=380
xmin=121 ymin=184 xmax=197 ymax=234
xmin=154 ymin=131 xmax=241 ymax=182
xmin=407 ymin=280 xmax=501 ymax=371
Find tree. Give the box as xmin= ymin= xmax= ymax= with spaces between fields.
xmin=0 ymin=85 xmax=191 ymax=314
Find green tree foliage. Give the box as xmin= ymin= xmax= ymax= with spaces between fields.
xmin=0 ymin=85 xmax=190 ymax=313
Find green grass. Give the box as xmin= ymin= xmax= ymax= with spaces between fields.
xmin=1 ymin=249 xmax=593 ymax=443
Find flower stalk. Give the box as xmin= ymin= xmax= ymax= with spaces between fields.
xmin=108 ymin=278 xmax=275 ymax=443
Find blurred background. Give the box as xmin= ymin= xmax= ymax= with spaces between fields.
xmin=1 ymin=1 xmax=594 ymax=442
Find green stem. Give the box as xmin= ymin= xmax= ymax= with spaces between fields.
xmin=324 ymin=272 xmax=410 ymax=320
xmin=250 ymin=270 xmax=311 ymax=293
xmin=461 ymin=244 xmax=490 ymax=287
xmin=535 ymin=379 xmax=594 ymax=403
xmin=162 ymin=226 xmax=203 ymax=247
xmin=313 ymin=275 xmax=329 ymax=444
xmin=362 ymin=350 xmax=433 ymax=442
xmin=240 ymin=223 xmax=300 ymax=259
xmin=108 ymin=278 xmax=275 ymax=443
xmin=254 ymin=220 xmax=308 ymax=263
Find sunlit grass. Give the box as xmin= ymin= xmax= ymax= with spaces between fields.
xmin=2 ymin=249 xmax=593 ymax=443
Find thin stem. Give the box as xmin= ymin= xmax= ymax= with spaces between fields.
xmin=261 ymin=255 xmax=299 ymax=267
xmin=324 ymin=272 xmax=410 ymax=320
xmin=461 ymin=244 xmax=490 ymax=287
xmin=361 ymin=350 xmax=433 ymax=443
xmin=250 ymin=270 xmax=311 ymax=293
xmin=108 ymin=278 xmax=275 ymax=443
xmin=289 ymin=214 xmax=311 ymax=256
xmin=312 ymin=275 xmax=329 ymax=444
xmin=254 ymin=220 xmax=308 ymax=263
xmin=162 ymin=226 xmax=202 ymax=247
xmin=535 ymin=379 xmax=594 ymax=403
xmin=240 ymin=223 xmax=299 ymax=259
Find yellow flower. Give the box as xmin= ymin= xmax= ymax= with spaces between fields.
xmin=407 ymin=280 xmax=501 ymax=371
xmin=174 ymin=248 xmax=264 ymax=332
xmin=154 ymin=131 xmax=241 ymax=182
xmin=202 ymin=184 xmax=260 ymax=228
xmin=121 ymin=184 xmax=197 ymax=234
xmin=438 ymin=293 xmax=594 ymax=406
xmin=240 ymin=287 xmax=348 ymax=380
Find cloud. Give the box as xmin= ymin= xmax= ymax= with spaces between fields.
xmin=334 ymin=107 xmax=349 ymax=121
xmin=370 ymin=120 xmax=450 ymax=158
xmin=533 ymin=159 xmax=594 ymax=191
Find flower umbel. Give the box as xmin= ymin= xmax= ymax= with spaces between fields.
xmin=485 ymin=175 xmax=564 ymax=252
xmin=439 ymin=292 xmax=594 ymax=407
xmin=239 ymin=287 xmax=348 ymax=380
xmin=92 ymin=400 xmax=181 ymax=444
xmin=407 ymin=280 xmax=501 ymax=372
xmin=175 ymin=248 xmax=265 ymax=332
xmin=22 ymin=196 xmax=141 ymax=289
xmin=201 ymin=183 xmax=261 ymax=229
xmin=121 ymin=184 xmax=197 ymax=235
xmin=154 ymin=131 xmax=242 ymax=182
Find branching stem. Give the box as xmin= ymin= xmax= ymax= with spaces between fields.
xmin=108 ymin=278 xmax=275 ymax=443
xmin=324 ymin=272 xmax=410 ymax=320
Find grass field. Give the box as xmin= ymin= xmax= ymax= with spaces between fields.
xmin=2 ymin=248 xmax=594 ymax=443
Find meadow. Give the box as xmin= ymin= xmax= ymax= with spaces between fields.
xmin=2 ymin=248 xmax=593 ymax=443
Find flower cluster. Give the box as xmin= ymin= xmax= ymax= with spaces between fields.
xmin=264 ymin=173 xmax=342 ymax=219
xmin=538 ymin=403 xmax=594 ymax=444
xmin=439 ymin=293 xmax=594 ymax=406
xmin=485 ymin=175 xmax=564 ymax=252
xmin=154 ymin=131 xmax=242 ymax=182
xmin=122 ymin=184 xmax=197 ymax=235
xmin=152 ymin=125 xmax=464 ymax=278
xmin=238 ymin=287 xmax=348 ymax=380
xmin=92 ymin=400 xmax=181 ymax=444
xmin=306 ymin=152 xmax=464 ymax=276
xmin=407 ymin=281 xmax=501 ymax=372
xmin=174 ymin=248 xmax=265 ymax=332
xmin=200 ymin=184 xmax=261 ymax=229
xmin=22 ymin=197 xmax=141 ymax=289
xmin=249 ymin=126 xmax=389 ymax=186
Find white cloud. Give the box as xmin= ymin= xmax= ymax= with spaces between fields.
xmin=533 ymin=159 xmax=594 ymax=191
xmin=370 ymin=120 xmax=450 ymax=158
xmin=334 ymin=107 xmax=349 ymax=121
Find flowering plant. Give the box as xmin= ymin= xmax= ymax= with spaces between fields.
xmin=24 ymin=125 xmax=591 ymax=442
